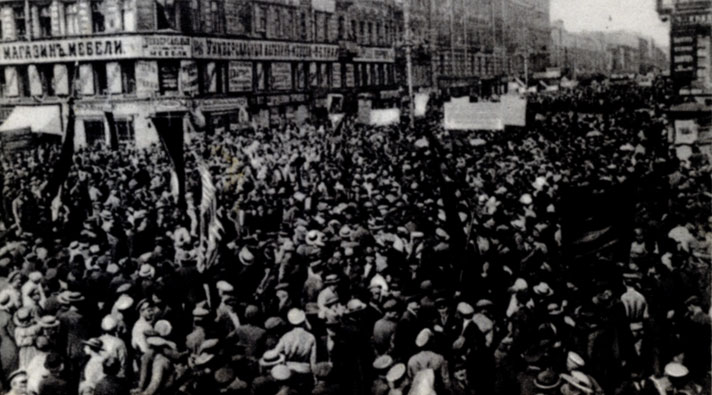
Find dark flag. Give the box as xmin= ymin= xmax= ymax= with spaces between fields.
xmin=46 ymin=98 xmax=76 ymax=200
xmin=105 ymin=111 xmax=119 ymax=150
xmin=151 ymin=114 xmax=186 ymax=209
xmin=560 ymin=182 xmax=635 ymax=271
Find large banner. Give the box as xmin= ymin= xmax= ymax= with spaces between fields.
xmin=444 ymin=101 xmax=503 ymax=131
xmin=444 ymin=98 xmax=527 ymax=130
xmin=369 ymin=109 xmax=400 ymax=126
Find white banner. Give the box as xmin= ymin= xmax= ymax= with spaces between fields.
xmin=500 ymin=96 xmax=527 ymax=127
xmin=675 ymin=120 xmax=699 ymax=145
xmin=228 ymin=61 xmax=252 ymax=92
xmin=135 ymin=60 xmax=159 ymax=97
xmin=444 ymin=101 xmax=503 ymax=131
xmin=414 ymin=93 xmax=429 ymax=117
xmin=369 ymin=108 xmax=400 ymax=126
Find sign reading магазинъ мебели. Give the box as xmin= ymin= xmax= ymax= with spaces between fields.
xmin=0 ymin=37 xmax=143 ymax=64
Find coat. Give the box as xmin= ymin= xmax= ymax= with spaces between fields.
xmin=0 ymin=309 xmax=18 ymax=375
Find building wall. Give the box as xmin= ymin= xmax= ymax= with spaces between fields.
xmin=0 ymin=0 xmax=399 ymax=148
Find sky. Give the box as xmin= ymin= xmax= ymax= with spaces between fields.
xmin=550 ymin=0 xmax=670 ymax=47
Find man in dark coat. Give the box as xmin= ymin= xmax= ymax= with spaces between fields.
xmin=95 ymin=357 xmax=130 ymax=395
xmin=37 ymin=352 xmax=71 ymax=395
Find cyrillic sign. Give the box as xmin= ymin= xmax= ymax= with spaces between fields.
xmin=193 ymin=38 xmax=339 ymax=61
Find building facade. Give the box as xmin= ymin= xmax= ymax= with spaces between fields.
xmin=0 ymin=0 xmax=399 ymax=147
xmin=657 ymin=0 xmax=712 ymax=98
xmin=550 ymin=20 xmax=610 ymax=77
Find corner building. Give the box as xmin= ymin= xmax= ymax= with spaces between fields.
xmin=0 ymin=0 xmax=399 ymax=148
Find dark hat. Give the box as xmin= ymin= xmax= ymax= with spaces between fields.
xmin=44 ymin=352 xmax=63 ymax=371
xmin=82 ymin=338 xmax=104 ymax=352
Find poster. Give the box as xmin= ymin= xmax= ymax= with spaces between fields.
xmin=79 ymin=63 xmax=94 ymax=95
xmin=160 ymin=63 xmax=179 ymax=92
xmin=332 ymin=63 xmax=342 ymax=88
xmin=345 ymin=64 xmax=355 ymax=87
xmin=270 ymin=62 xmax=292 ymax=91
xmin=179 ymin=60 xmax=199 ymax=95
xmin=53 ymin=64 xmax=69 ymax=96
xmin=320 ymin=63 xmax=329 ymax=88
xmin=135 ymin=60 xmax=159 ymax=97
xmin=228 ymin=61 xmax=253 ymax=92
xmin=107 ymin=62 xmax=122 ymax=94
xmin=296 ymin=62 xmax=305 ymax=90
xmin=256 ymin=62 xmax=265 ymax=91
xmin=28 ymin=65 xmax=43 ymax=96
xmin=309 ymin=62 xmax=318 ymax=87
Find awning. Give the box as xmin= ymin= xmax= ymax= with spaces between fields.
xmin=0 ymin=105 xmax=62 ymax=135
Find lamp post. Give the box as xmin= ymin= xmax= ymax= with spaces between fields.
xmin=404 ymin=0 xmax=415 ymax=128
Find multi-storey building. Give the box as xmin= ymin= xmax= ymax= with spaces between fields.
xmin=0 ymin=0 xmax=399 ymax=147
xmin=657 ymin=0 xmax=711 ymax=98
xmin=550 ymin=21 xmax=610 ymax=77
xmin=502 ymin=0 xmax=550 ymax=76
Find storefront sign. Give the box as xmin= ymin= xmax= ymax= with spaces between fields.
xmin=354 ymin=47 xmax=395 ymax=63
xmin=193 ymin=38 xmax=339 ymax=61
xmin=0 ymin=36 xmax=142 ymax=64
xmin=143 ymin=35 xmax=192 ymax=58
xmin=228 ymin=61 xmax=253 ymax=92
xmin=270 ymin=62 xmax=293 ymax=90
xmin=202 ymin=97 xmax=249 ymax=112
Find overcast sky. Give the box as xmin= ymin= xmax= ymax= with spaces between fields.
xmin=550 ymin=0 xmax=670 ymax=47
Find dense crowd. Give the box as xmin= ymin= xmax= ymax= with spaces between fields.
xmin=0 ymin=83 xmax=709 ymax=395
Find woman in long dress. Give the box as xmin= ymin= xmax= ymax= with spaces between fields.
xmin=13 ymin=307 xmax=40 ymax=369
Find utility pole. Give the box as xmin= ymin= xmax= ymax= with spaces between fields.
xmin=404 ymin=0 xmax=415 ymax=128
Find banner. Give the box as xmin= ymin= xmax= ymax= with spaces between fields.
xmin=444 ymin=101 xmax=503 ymax=131
xmin=675 ymin=120 xmax=699 ymax=145
xmin=414 ymin=93 xmax=429 ymax=117
xmin=228 ymin=61 xmax=252 ymax=92
xmin=270 ymin=62 xmax=292 ymax=90
xmin=369 ymin=108 xmax=400 ymax=126
xmin=500 ymin=96 xmax=527 ymax=127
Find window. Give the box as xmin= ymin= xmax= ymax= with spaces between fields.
xmin=158 ymin=61 xmax=179 ymax=94
xmin=16 ymin=66 xmax=29 ymax=97
xmin=116 ymin=118 xmax=135 ymax=143
xmin=38 ymin=65 xmax=54 ymax=96
xmin=275 ymin=8 xmax=281 ymax=38
xmin=0 ymin=68 xmax=5 ymax=97
xmin=359 ymin=21 xmax=364 ymax=43
xmin=299 ymin=12 xmax=307 ymax=40
xmin=211 ymin=1 xmax=223 ymax=33
xmin=14 ymin=7 xmax=26 ymax=38
xmin=65 ymin=3 xmax=79 ymax=35
xmin=351 ymin=19 xmax=356 ymax=40
xmin=84 ymin=120 xmax=106 ymax=146
xmin=367 ymin=22 xmax=373 ymax=44
xmin=39 ymin=6 xmax=52 ymax=37
xmin=93 ymin=63 xmax=108 ymax=94
xmin=338 ymin=16 xmax=344 ymax=40
xmin=255 ymin=6 xmax=266 ymax=33
xmin=120 ymin=61 xmax=135 ymax=94
xmin=376 ymin=23 xmax=382 ymax=45
xmin=284 ymin=10 xmax=293 ymax=39
xmin=92 ymin=1 xmax=105 ymax=33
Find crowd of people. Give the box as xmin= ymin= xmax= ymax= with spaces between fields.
xmin=0 ymin=82 xmax=709 ymax=395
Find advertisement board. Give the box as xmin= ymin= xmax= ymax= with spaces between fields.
xmin=143 ymin=35 xmax=191 ymax=58
xmin=270 ymin=62 xmax=293 ymax=90
xmin=228 ymin=61 xmax=253 ymax=92
xmin=179 ymin=60 xmax=199 ymax=95
xmin=136 ymin=60 xmax=159 ymax=97
xmin=675 ymin=119 xmax=699 ymax=145
xmin=444 ymin=101 xmax=503 ymax=131
xmin=345 ymin=64 xmax=355 ymax=88
xmin=0 ymin=36 xmax=142 ymax=64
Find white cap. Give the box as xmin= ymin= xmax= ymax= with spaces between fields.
xmin=287 ymin=308 xmax=306 ymax=326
